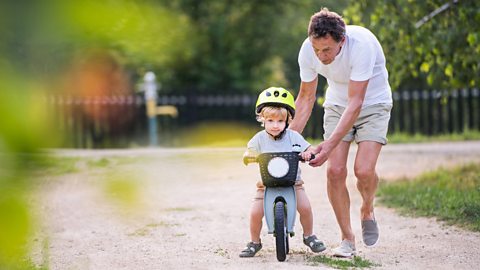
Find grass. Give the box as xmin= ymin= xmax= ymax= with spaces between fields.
xmin=21 ymin=155 xmax=149 ymax=176
xmin=386 ymin=130 xmax=480 ymax=144
xmin=378 ymin=163 xmax=480 ymax=231
xmin=307 ymin=255 xmax=378 ymax=269
xmin=307 ymin=130 xmax=480 ymax=146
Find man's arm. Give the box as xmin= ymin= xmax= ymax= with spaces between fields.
xmin=289 ymin=78 xmax=318 ymax=133
xmin=309 ymin=79 xmax=369 ymax=167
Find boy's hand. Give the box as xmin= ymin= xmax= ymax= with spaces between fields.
xmin=300 ymin=150 xmax=315 ymax=162
xmin=243 ymin=150 xmax=258 ymax=165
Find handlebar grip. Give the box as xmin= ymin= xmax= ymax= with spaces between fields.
xmin=243 ymin=156 xmax=258 ymax=165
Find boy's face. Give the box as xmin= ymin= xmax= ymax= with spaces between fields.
xmin=264 ymin=114 xmax=287 ymax=137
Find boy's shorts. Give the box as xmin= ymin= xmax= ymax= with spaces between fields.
xmin=323 ymin=103 xmax=392 ymax=145
xmin=253 ymin=180 xmax=304 ymax=201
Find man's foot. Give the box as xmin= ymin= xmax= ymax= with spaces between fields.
xmin=303 ymin=235 xmax=326 ymax=253
xmin=239 ymin=242 xmax=262 ymax=258
xmin=362 ymin=219 xmax=379 ymax=247
xmin=332 ymin=240 xmax=356 ymax=257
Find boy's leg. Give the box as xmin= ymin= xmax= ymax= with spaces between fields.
xmin=249 ymin=196 xmax=264 ymax=243
xmin=296 ymin=184 xmax=326 ymax=253
xmin=295 ymin=185 xmax=313 ymax=236
xmin=240 ymin=189 xmax=264 ymax=258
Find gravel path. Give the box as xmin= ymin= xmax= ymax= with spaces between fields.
xmin=31 ymin=141 xmax=480 ymax=269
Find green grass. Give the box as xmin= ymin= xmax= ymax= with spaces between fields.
xmin=387 ymin=130 xmax=480 ymax=143
xmin=22 ymin=155 xmax=148 ymax=176
xmin=307 ymin=255 xmax=378 ymax=269
xmin=307 ymin=130 xmax=480 ymax=145
xmin=378 ymin=163 xmax=480 ymax=231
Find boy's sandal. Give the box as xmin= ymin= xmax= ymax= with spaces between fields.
xmin=239 ymin=241 xmax=262 ymax=258
xmin=303 ymin=235 xmax=326 ymax=253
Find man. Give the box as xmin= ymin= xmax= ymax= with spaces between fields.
xmin=289 ymin=8 xmax=393 ymax=257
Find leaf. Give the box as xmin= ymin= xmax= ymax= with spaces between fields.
xmin=420 ymin=62 xmax=430 ymax=73
xmin=445 ymin=64 xmax=453 ymax=77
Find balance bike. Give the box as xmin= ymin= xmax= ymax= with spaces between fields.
xmin=244 ymin=151 xmax=311 ymax=261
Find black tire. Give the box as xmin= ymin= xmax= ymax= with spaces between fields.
xmin=274 ymin=201 xmax=287 ymax=261
xmin=286 ymin=232 xmax=290 ymax=254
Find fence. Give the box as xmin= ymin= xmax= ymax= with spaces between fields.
xmin=48 ymin=88 xmax=480 ymax=148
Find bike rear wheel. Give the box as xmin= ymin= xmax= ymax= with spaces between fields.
xmin=274 ymin=201 xmax=287 ymax=261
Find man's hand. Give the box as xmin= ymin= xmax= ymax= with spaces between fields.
xmin=308 ymin=141 xmax=333 ymax=167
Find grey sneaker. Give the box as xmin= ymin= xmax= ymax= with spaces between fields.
xmin=332 ymin=240 xmax=356 ymax=257
xmin=303 ymin=235 xmax=326 ymax=253
xmin=362 ymin=219 xmax=379 ymax=247
xmin=239 ymin=242 xmax=262 ymax=258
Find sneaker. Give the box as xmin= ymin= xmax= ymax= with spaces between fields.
xmin=362 ymin=219 xmax=379 ymax=247
xmin=239 ymin=242 xmax=262 ymax=258
xmin=332 ymin=240 xmax=356 ymax=257
xmin=303 ymin=235 xmax=326 ymax=253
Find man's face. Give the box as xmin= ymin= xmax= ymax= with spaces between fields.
xmin=310 ymin=35 xmax=344 ymax=65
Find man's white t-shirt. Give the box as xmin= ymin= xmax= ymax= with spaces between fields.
xmin=298 ymin=25 xmax=392 ymax=108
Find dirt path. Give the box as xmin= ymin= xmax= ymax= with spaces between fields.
xmin=31 ymin=141 xmax=480 ymax=269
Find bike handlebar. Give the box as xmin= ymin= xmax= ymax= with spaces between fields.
xmin=243 ymin=153 xmax=315 ymax=165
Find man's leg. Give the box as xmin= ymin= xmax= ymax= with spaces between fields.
xmin=355 ymin=141 xmax=383 ymax=247
xmin=354 ymin=141 xmax=383 ymax=220
xmin=326 ymin=141 xmax=354 ymax=242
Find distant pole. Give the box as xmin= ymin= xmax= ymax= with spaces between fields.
xmin=143 ymin=71 xmax=158 ymax=147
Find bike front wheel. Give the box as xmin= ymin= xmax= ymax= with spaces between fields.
xmin=274 ymin=201 xmax=287 ymax=261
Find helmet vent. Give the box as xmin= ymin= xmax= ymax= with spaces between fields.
xmin=282 ymin=93 xmax=287 ymax=98
xmin=266 ymin=91 xmax=272 ymax=97
xmin=274 ymin=91 xmax=279 ymax=97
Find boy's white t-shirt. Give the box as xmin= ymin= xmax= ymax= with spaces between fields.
xmin=247 ymin=129 xmax=310 ymax=180
xmin=298 ymin=25 xmax=392 ymax=108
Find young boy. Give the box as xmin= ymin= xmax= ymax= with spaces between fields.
xmin=239 ymin=87 xmax=326 ymax=257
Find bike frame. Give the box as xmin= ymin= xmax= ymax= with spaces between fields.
xmin=264 ymin=186 xmax=296 ymax=236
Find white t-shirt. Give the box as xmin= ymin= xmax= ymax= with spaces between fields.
xmin=247 ymin=129 xmax=310 ymax=180
xmin=298 ymin=25 xmax=392 ymax=108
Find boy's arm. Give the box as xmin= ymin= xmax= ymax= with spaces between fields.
xmin=244 ymin=134 xmax=260 ymax=165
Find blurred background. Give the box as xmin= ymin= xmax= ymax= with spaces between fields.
xmin=0 ymin=0 xmax=479 ymax=268
xmin=1 ymin=0 xmax=478 ymax=150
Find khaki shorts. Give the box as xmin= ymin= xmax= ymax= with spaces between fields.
xmin=323 ymin=103 xmax=392 ymax=145
xmin=253 ymin=180 xmax=305 ymax=201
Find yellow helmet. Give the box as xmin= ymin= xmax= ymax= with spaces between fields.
xmin=255 ymin=87 xmax=296 ymax=117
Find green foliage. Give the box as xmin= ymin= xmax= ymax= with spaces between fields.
xmin=159 ymin=0 xmax=350 ymax=94
xmin=378 ymin=163 xmax=480 ymax=231
xmin=344 ymin=1 xmax=480 ymax=90
xmin=307 ymin=254 xmax=378 ymax=269
xmin=0 ymin=193 xmax=30 ymax=266
xmin=160 ymin=0 xmax=295 ymax=93
xmin=0 ymin=0 xmax=352 ymax=94
xmin=0 ymin=0 xmax=195 ymax=82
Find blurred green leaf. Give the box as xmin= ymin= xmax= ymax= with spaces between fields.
xmin=0 ymin=193 xmax=31 ymax=265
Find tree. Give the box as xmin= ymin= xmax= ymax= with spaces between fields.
xmin=344 ymin=0 xmax=480 ymax=90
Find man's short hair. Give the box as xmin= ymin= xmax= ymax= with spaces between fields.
xmin=308 ymin=7 xmax=346 ymax=42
